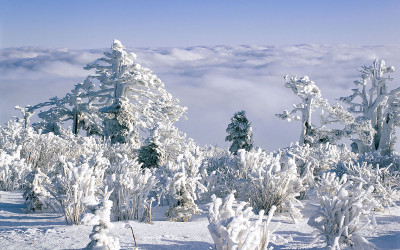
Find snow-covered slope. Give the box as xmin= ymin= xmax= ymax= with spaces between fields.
xmin=1 ymin=190 xmax=399 ymax=249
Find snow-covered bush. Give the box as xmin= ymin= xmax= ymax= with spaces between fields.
xmin=85 ymin=186 xmax=120 ymax=250
xmin=341 ymin=161 xmax=399 ymax=209
xmin=0 ymin=147 xmax=31 ymax=191
xmin=241 ymin=149 xmax=304 ymax=223
xmin=50 ymin=153 xmax=108 ymax=225
xmin=201 ymin=146 xmax=235 ymax=200
xmin=225 ymin=110 xmax=253 ymax=155
xmin=283 ymin=142 xmax=356 ymax=183
xmin=105 ymin=154 xmax=157 ymax=221
xmin=23 ymin=169 xmax=54 ymax=211
xmin=165 ymin=150 xmax=207 ymax=221
xmin=309 ymin=172 xmax=379 ymax=249
xmin=208 ymin=193 xmax=276 ymax=250
xmin=0 ymin=120 xmax=26 ymax=153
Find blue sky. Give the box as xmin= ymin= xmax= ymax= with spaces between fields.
xmin=1 ymin=1 xmax=400 ymax=150
xmin=1 ymin=0 xmax=400 ymax=49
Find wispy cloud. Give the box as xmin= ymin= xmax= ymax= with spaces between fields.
xmin=1 ymin=45 xmax=400 ymax=151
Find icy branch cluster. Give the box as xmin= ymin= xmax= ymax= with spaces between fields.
xmin=208 ymin=193 xmax=276 ymax=250
xmin=309 ymin=172 xmax=379 ymax=249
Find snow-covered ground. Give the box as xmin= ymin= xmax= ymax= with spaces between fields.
xmin=1 ymin=190 xmax=399 ymax=249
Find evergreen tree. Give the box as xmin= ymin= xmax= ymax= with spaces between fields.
xmin=138 ymin=126 xmax=165 ymax=168
xmin=225 ymin=111 xmax=253 ymax=155
xmin=20 ymin=40 xmax=186 ymax=145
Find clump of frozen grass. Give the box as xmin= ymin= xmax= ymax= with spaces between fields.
xmin=308 ymin=172 xmax=379 ymax=249
xmin=208 ymin=192 xmax=276 ymax=250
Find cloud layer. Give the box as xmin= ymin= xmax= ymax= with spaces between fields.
xmin=2 ymin=44 xmax=400 ymax=151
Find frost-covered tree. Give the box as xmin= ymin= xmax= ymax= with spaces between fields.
xmin=276 ymin=76 xmax=322 ymax=146
xmin=225 ymin=110 xmax=253 ymax=155
xmin=277 ymin=75 xmax=373 ymax=147
xmin=138 ymin=125 xmax=165 ymax=168
xmin=19 ymin=40 xmax=187 ymax=145
xmin=340 ymin=59 xmax=399 ymax=155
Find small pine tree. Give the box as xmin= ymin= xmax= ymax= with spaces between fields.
xmin=138 ymin=126 xmax=165 ymax=168
xmin=225 ymin=110 xmax=253 ymax=155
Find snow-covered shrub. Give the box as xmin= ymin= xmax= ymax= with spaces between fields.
xmin=242 ymin=149 xmax=304 ymax=223
xmin=165 ymin=150 xmax=207 ymax=221
xmin=23 ymin=169 xmax=54 ymax=211
xmin=357 ymin=150 xmax=400 ymax=173
xmin=0 ymin=120 xmax=26 ymax=153
xmin=208 ymin=193 xmax=276 ymax=250
xmin=0 ymin=147 xmax=31 ymax=191
xmin=50 ymin=153 xmax=108 ymax=225
xmin=105 ymin=154 xmax=157 ymax=221
xmin=201 ymin=146 xmax=235 ymax=200
xmin=85 ymin=186 xmax=120 ymax=250
xmin=309 ymin=172 xmax=379 ymax=249
xmin=284 ymin=143 xmax=356 ymax=180
xmin=341 ymin=162 xmax=399 ymax=209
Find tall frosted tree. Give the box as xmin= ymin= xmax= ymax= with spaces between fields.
xmin=19 ymin=40 xmax=187 ymax=145
xmin=225 ymin=110 xmax=253 ymax=155
xmin=340 ymin=59 xmax=399 ymax=155
xmin=276 ymin=75 xmax=374 ymax=148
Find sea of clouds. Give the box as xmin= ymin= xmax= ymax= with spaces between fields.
xmin=1 ymin=44 xmax=400 ymax=151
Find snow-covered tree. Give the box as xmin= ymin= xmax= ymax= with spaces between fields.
xmin=208 ymin=192 xmax=276 ymax=250
xmin=225 ymin=110 xmax=253 ymax=155
xmin=309 ymin=172 xmax=379 ymax=249
xmin=19 ymin=40 xmax=187 ymax=145
xmin=276 ymin=76 xmax=322 ymax=146
xmin=138 ymin=125 xmax=165 ymax=168
xmin=277 ymin=75 xmax=373 ymax=147
xmin=340 ymin=59 xmax=399 ymax=155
